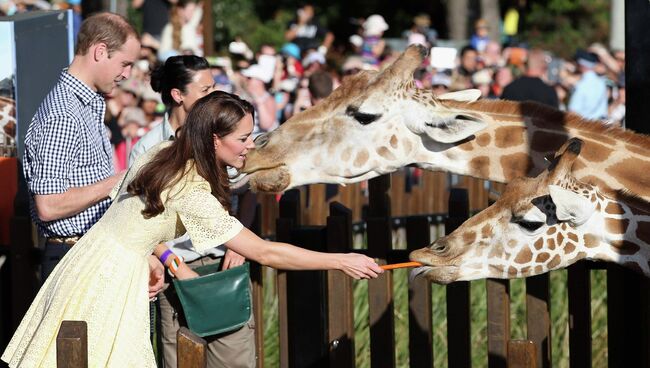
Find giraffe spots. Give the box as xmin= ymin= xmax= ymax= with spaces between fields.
xmin=580 ymin=141 xmax=613 ymax=163
xmin=546 ymin=227 xmax=556 ymax=235
xmin=476 ymin=133 xmax=491 ymax=147
xmin=626 ymin=143 xmax=649 ymax=156
xmin=581 ymin=131 xmax=617 ymax=146
xmin=567 ymin=232 xmax=579 ymax=243
xmin=583 ymin=234 xmax=600 ymax=248
xmin=571 ymin=158 xmax=587 ymax=172
xmin=341 ymin=147 xmax=352 ymax=162
xmin=463 ymin=231 xmax=476 ymax=244
xmin=353 ymin=149 xmax=369 ymax=168
xmin=564 ymin=242 xmax=575 ymax=254
xmin=535 ymin=252 xmax=550 ymax=263
xmin=390 ymin=135 xmax=398 ymax=149
xmin=548 ymin=238 xmax=556 ymax=250
xmin=556 ymin=232 xmax=564 ymax=246
xmin=578 ymin=176 xmax=610 ymax=192
xmin=576 ymin=252 xmax=587 ymax=259
xmin=402 ymin=139 xmax=413 ymax=155
xmin=481 ymin=224 xmax=493 ymax=238
xmin=500 ymin=153 xmax=534 ymax=180
xmin=606 ymin=157 xmax=650 ymax=197
xmin=637 ymin=221 xmax=650 ymax=240
xmin=469 ymin=156 xmax=490 ymax=179
xmin=605 ymin=218 xmax=628 ymax=234
xmin=458 ymin=141 xmax=474 ymax=151
xmin=376 ymin=146 xmax=396 ymax=161
xmin=520 ymin=266 xmax=531 ymax=275
xmin=492 ymin=264 xmax=504 ymax=274
xmin=494 ymin=127 xmax=525 ymax=148
xmin=605 ymin=202 xmax=625 ymax=215
xmin=530 ymin=131 xmax=567 ymax=153
xmin=508 ymin=266 xmax=518 ymax=276
xmin=547 ymin=254 xmax=561 ymax=269
xmin=610 ymin=240 xmax=640 ymax=255
xmin=514 ymin=247 xmax=532 ymax=264
xmin=533 ymin=238 xmax=544 ymax=250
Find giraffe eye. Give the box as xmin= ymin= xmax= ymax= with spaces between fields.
xmin=345 ymin=106 xmax=382 ymax=125
xmin=514 ymin=219 xmax=545 ymax=232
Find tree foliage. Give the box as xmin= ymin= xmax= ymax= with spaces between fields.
xmin=522 ymin=0 xmax=610 ymax=58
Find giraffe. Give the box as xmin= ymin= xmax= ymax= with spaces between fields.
xmin=0 ymin=96 xmax=16 ymax=156
xmin=237 ymin=44 xmax=650 ymax=203
xmin=409 ymin=138 xmax=650 ymax=284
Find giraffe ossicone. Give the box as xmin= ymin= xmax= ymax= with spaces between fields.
xmin=409 ymin=138 xmax=650 ymax=284
xmin=239 ymin=45 xmax=650 ymax=204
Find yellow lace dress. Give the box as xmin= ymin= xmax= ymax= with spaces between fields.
xmin=2 ymin=144 xmax=243 ymax=367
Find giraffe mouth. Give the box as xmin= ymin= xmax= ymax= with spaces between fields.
xmin=409 ymin=247 xmax=461 ymax=284
xmin=232 ymin=165 xmax=292 ymax=193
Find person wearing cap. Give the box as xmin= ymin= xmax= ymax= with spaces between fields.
xmin=240 ymin=59 xmax=279 ymax=134
xmin=568 ymin=49 xmax=608 ymax=120
xmin=431 ymin=71 xmax=451 ymax=95
xmin=501 ymin=49 xmax=558 ymax=108
xmin=361 ymin=14 xmax=389 ymax=67
xmin=284 ymin=3 xmax=334 ymax=56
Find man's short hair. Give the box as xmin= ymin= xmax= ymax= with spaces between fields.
xmin=76 ymin=12 xmax=138 ymax=56
xmin=308 ymin=71 xmax=333 ymax=100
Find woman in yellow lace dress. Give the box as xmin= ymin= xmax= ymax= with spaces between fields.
xmin=2 ymin=91 xmax=383 ymax=367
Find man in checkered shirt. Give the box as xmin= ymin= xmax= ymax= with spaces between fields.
xmin=23 ymin=13 xmax=140 ymax=280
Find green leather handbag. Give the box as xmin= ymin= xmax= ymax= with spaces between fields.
xmin=173 ymin=260 xmax=251 ymax=337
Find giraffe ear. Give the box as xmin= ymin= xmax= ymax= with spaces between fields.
xmin=548 ymin=185 xmax=595 ymax=226
xmin=437 ymin=89 xmax=482 ymax=102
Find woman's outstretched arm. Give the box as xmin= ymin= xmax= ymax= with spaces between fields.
xmin=225 ymin=227 xmax=383 ymax=279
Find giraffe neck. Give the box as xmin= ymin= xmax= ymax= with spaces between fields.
xmin=432 ymin=99 xmax=650 ymax=202
xmin=584 ymin=193 xmax=650 ymax=276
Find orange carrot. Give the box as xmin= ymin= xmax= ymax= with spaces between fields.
xmin=380 ymin=262 xmax=423 ymax=270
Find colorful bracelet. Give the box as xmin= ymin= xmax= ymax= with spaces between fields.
xmin=168 ymin=255 xmax=181 ymax=276
xmin=159 ymin=249 xmax=174 ymax=265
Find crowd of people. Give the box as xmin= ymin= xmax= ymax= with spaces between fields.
xmin=94 ymin=5 xmax=626 ymax=173
xmin=1 ymin=4 xmax=628 ymax=368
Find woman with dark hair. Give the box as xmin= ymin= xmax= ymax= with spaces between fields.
xmin=3 ymin=90 xmax=383 ymax=368
xmin=129 ymin=55 xmax=255 ymax=367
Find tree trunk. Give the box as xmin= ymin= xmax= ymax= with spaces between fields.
xmin=480 ymin=0 xmax=501 ymax=43
xmin=610 ymin=0 xmax=625 ymax=51
xmin=447 ymin=0 xmax=469 ymax=42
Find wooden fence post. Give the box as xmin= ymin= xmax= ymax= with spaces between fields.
xmin=507 ymin=340 xmax=537 ymax=368
xmin=526 ymin=273 xmax=551 ymax=368
xmin=445 ymin=188 xmax=471 ymax=368
xmin=250 ymin=203 xmax=264 ymax=368
xmin=56 ymin=320 xmax=88 ymax=368
xmin=177 ymin=327 xmax=206 ymax=368
xmin=276 ymin=190 xmax=300 ymax=368
xmin=567 ymin=262 xmax=591 ymax=367
xmin=366 ymin=175 xmax=396 ymax=368
xmin=326 ymin=202 xmax=355 ymax=368
xmin=405 ymin=215 xmax=433 ymax=367
xmin=487 ymin=279 xmax=510 ymax=368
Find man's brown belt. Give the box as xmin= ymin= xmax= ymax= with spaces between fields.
xmin=46 ymin=236 xmax=81 ymax=246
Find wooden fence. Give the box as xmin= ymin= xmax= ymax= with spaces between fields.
xmin=54 ymin=170 xmax=650 ymax=367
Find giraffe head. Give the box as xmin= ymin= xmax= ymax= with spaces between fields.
xmin=236 ymin=44 xmax=494 ymax=192
xmin=410 ymin=138 xmax=607 ymax=284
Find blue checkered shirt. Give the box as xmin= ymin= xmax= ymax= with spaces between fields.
xmin=23 ymin=70 xmax=114 ymax=237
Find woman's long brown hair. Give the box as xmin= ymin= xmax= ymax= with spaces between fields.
xmin=128 ymin=91 xmax=254 ymax=218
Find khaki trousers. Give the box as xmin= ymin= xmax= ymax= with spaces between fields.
xmin=158 ymin=256 xmax=256 ymax=368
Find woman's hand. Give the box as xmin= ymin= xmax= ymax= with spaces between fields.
xmin=222 ymin=248 xmax=246 ymax=270
xmin=338 ymin=253 xmax=384 ymax=279
xmin=174 ymin=262 xmax=199 ymax=280
xmin=148 ymin=255 xmax=165 ymax=299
